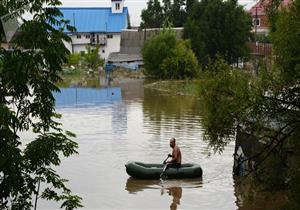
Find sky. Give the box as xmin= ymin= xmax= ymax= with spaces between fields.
xmin=60 ymin=0 xmax=258 ymax=26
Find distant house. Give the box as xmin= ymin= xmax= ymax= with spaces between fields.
xmin=249 ymin=0 xmax=291 ymax=35
xmin=59 ymin=0 xmax=130 ymax=59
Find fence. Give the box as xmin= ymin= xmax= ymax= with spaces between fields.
xmin=248 ymin=42 xmax=273 ymax=57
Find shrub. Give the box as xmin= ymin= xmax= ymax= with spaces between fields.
xmin=142 ymin=30 xmax=199 ymax=79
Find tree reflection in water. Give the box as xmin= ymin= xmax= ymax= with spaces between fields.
xmin=143 ymin=88 xmax=202 ymax=135
xmin=233 ymin=177 xmax=288 ymax=210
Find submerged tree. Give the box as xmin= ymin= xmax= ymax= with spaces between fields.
xmin=198 ymin=0 xmax=300 ymax=207
xmin=0 ymin=0 xmax=82 ymax=209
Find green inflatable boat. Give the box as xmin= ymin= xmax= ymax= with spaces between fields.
xmin=125 ymin=161 xmax=203 ymax=179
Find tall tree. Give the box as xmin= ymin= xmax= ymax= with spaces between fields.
xmin=140 ymin=0 xmax=164 ymax=28
xmin=184 ymin=0 xmax=252 ymax=65
xmin=170 ymin=0 xmax=187 ymax=27
xmin=162 ymin=0 xmax=172 ymax=24
xmin=198 ymin=0 xmax=300 ymax=207
xmin=186 ymin=0 xmax=197 ymax=15
xmin=142 ymin=30 xmax=199 ymax=79
xmin=0 ymin=0 xmax=82 ymax=209
xmin=140 ymin=0 xmax=187 ymax=28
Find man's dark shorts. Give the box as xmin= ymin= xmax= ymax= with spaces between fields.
xmin=167 ymin=162 xmax=181 ymax=169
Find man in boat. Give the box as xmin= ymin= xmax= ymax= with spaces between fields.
xmin=165 ymin=138 xmax=182 ymax=168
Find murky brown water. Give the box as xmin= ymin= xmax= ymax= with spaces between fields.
xmin=30 ymin=79 xmax=284 ymax=209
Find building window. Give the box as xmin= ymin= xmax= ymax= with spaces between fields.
xmin=254 ymin=18 xmax=260 ymax=26
xmin=102 ymin=49 xmax=105 ymax=53
xmin=76 ymin=34 xmax=82 ymax=39
xmin=107 ymin=34 xmax=113 ymax=39
xmin=116 ymin=3 xmax=120 ymax=10
xmin=85 ymin=34 xmax=91 ymax=39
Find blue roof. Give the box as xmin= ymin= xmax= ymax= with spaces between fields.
xmin=58 ymin=7 xmax=128 ymax=33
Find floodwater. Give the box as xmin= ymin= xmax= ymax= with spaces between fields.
xmin=34 ymin=79 xmax=283 ymax=209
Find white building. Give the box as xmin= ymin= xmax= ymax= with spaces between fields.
xmin=59 ymin=0 xmax=129 ymax=59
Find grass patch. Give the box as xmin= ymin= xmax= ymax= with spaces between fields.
xmin=145 ymin=80 xmax=201 ymax=97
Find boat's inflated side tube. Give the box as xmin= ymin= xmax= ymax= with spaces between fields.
xmin=125 ymin=161 xmax=202 ymax=179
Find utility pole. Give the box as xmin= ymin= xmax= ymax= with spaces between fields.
xmin=254 ymin=2 xmax=259 ymax=75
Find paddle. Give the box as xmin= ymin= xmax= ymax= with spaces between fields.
xmin=160 ymin=154 xmax=173 ymax=179
xmin=162 ymin=156 xmax=169 ymax=165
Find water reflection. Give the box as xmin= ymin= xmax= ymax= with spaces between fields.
xmin=125 ymin=178 xmax=159 ymax=194
xmin=126 ymin=178 xmax=203 ymax=210
xmin=53 ymin=87 xmax=121 ymax=108
xmin=143 ymin=88 xmax=203 ymax=139
xmin=233 ymin=178 xmax=288 ymax=210
xmin=53 ymin=86 xmax=128 ymax=138
xmin=33 ymin=79 xmax=286 ymax=209
xmin=143 ymin=88 xmax=201 ymax=119
xmin=120 ymin=79 xmax=145 ymax=102
xmin=111 ymin=102 xmax=127 ymax=136
xmin=167 ymin=187 xmax=182 ymax=210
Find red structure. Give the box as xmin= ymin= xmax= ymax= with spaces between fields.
xmin=248 ymin=0 xmax=292 ymax=58
xmin=248 ymin=0 xmax=291 ymax=35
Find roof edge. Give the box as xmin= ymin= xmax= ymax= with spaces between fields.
xmin=58 ymin=7 xmax=128 ymax=10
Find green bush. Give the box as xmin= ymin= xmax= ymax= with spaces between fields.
xmin=142 ymin=30 xmax=176 ymax=78
xmin=67 ymin=53 xmax=81 ymax=67
xmin=84 ymin=45 xmax=104 ymax=72
xmin=161 ymin=40 xmax=199 ymax=79
xmin=142 ymin=30 xmax=200 ymax=79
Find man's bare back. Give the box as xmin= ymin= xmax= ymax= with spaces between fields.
xmin=168 ymin=138 xmax=182 ymax=165
xmin=172 ymin=145 xmax=181 ymax=164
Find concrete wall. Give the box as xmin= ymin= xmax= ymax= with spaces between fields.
xmin=104 ymin=34 xmax=121 ymax=59
xmin=71 ymin=33 xmax=91 ymax=45
xmin=120 ymin=28 xmax=184 ymax=54
xmin=73 ymin=44 xmax=87 ymax=54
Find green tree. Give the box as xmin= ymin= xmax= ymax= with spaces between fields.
xmin=142 ymin=30 xmax=199 ymax=79
xmin=169 ymin=0 xmax=187 ymax=27
xmin=67 ymin=53 xmax=81 ymax=67
xmin=162 ymin=0 xmax=172 ymax=23
xmin=184 ymin=0 xmax=252 ymax=65
xmin=140 ymin=0 xmax=164 ymax=28
xmin=199 ymin=57 xmax=253 ymax=151
xmin=0 ymin=0 xmax=82 ymax=209
xmin=161 ymin=40 xmax=199 ymax=79
xmin=142 ymin=30 xmax=176 ymax=78
xmin=186 ymin=0 xmax=197 ymax=15
xmin=84 ymin=45 xmax=104 ymax=72
xmin=271 ymin=0 xmax=300 ymax=84
xmin=198 ymin=0 xmax=300 ymax=207
xmin=140 ymin=0 xmax=186 ymax=28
